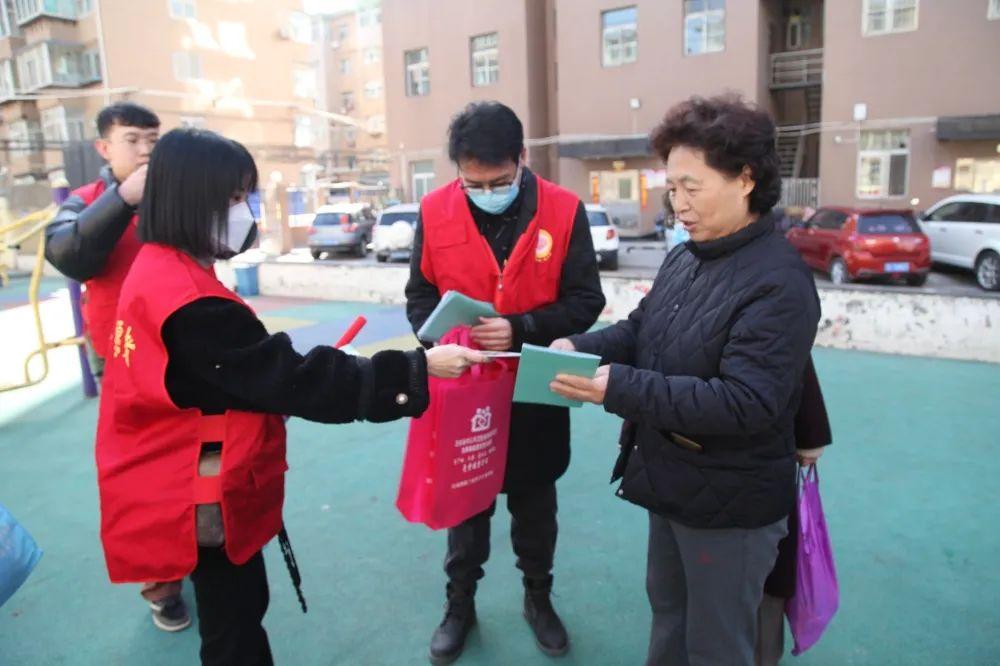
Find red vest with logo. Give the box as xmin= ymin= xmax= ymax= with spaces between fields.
xmin=95 ymin=243 xmax=287 ymax=582
xmin=419 ymin=176 xmax=578 ymax=314
xmin=75 ymin=179 xmax=143 ymax=360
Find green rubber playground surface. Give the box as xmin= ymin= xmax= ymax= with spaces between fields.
xmin=1 ymin=284 xmax=998 ymax=665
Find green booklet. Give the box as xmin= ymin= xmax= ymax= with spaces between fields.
xmin=416 ymin=290 xmax=500 ymax=342
xmin=513 ymin=344 xmax=601 ymax=408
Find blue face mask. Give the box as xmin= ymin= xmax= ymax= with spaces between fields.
xmin=465 ymin=164 xmax=521 ymax=215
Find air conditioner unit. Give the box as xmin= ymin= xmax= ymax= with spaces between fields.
xmin=277 ymin=26 xmax=292 ymax=40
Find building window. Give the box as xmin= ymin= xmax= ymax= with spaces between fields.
xmin=218 ymin=21 xmax=253 ymax=58
xmin=955 ymin=158 xmax=1000 ymax=193
xmin=15 ymin=43 xmax=84 ymax=90
xmin=411 ymin=160 xmax=435 ymax=200
xmin=80 ymin=51 xmax=101 ymax=83
xmin=41 ymin=106 xmax=69 ymax=142
xmin=288 ymin=11 xmax=312 ymax=43
xmin=8 ymin=119 xmax=41 ymax=157
xmin=684 ymin=0 xmax=725 ymax=56
xmin=338 ymin=23 xmax=349 ymax=42
xmin=172 ymin=52 xmax=202 ymax=81
xmin=340 ymin=57 xmax=351 ymax=75
xmin=989 ymin=0 xmax=1000 ymax=19
xmin=76 ymin=0 xmax=93 ymax=17
xmin=293 ymin=65 xmax=317 ymax=99
xmin=364 ymin=80 xmax=382 ymax=99
xmin=358 ymin=7 xmax=380 ymax=28
xmin=340 ymin=90 xmax=355 ymax=113
xmin=0 ymin=1 xmax=15 ymax=38
xmin=13 ymin=0 xmax=77 ymax=23
xmin=405 ymin=48 xmax=429 ymax=97
xmin=863 ymin=0 xmax=918 ymax=35
xmin=0 ymin=59 xmax=17 ymax=99
xmin=470 ymin=32 xmax=499 ymax=86
xmin=363 ymin=48 xmax=381 ymax=65
xmin=602 ymin=7 xmax=637 ymax=67
xmin=367 ymin=114 xmax=385 ymax=135
xmin=168 ymin=0 xmax=196 ymax=20
xmin=294 ymin=115 xmax=315 ymax=148
xmin=857 ymin=130 xmax=910 ymax=198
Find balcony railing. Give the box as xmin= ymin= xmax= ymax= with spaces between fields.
xmin=771 ymin=48 xmax=823 ymax=89
xmin=779 ymin=178 xmax=819 ymax=209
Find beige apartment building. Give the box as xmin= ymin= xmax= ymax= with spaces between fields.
xmin=318 ymin=1 xmax=389 ymax=194
xmin=0 ymin=0 xmax=330 ymax=210
xmin=383 ymin=0 xmax=1000 ymax=235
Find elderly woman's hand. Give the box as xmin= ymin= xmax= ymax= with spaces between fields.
xmin=550 ymin=365 xmax=610 ymax=405
xmin=796 ymin=447 xmax=824 ymax=466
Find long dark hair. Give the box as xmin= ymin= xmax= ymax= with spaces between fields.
xmin=138 ymin=128 xmax=258 ymax=257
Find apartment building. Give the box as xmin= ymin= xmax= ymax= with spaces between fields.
xmin=382 ymin=0 xmax=1000 ymax=234
xmin=318 ymin=1 xmax=389 ymax=193
xmin=0 ymin=0 xmax=326 ymax=198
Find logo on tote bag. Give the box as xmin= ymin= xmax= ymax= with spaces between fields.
xmin=470 ymin=407 xmax=493 ymax=433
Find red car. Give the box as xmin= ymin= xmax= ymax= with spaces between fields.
xmin=786 ymin=207 xmax=931 ymax=286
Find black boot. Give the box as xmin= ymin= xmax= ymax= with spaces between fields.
xmin=429 ymin=582 xmax=477 ymax=665
xmin=523 ymin=575 xmax=569 ymax=657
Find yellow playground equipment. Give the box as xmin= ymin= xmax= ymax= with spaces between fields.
xmin=0 ymin=202 xmax=88 ymax=393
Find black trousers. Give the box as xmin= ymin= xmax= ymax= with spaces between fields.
xmin=445 ymin=483 xmax=558 ymax=587
xmin=189 ymin=546 xmax=273 ymax=666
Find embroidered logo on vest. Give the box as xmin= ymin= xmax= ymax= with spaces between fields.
xmin=112 ymin=319 xmax=136 ymax=367
xmin=535 ymin=230 xmax=553 ymax=262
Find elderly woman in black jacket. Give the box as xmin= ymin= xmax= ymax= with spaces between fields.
xmin=550 ymin=95 xmax=821 ymax=666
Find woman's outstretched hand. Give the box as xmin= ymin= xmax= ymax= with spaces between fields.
xmin=426 ymin=344 xmax=489 ymax=379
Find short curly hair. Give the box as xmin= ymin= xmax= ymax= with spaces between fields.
xmin=650 ymin=94 xmax=781 ymax=216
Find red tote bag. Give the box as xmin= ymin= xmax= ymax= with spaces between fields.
xmin=396 ymin=327 xmax=515 ymax=530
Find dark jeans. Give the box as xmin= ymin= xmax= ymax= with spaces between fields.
xmin=445 ymin=483 xmax=558 ymax=587
xmin=189 ymin=547 xmax=272 ymax=666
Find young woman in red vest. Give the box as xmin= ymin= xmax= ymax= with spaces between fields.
xmin=405 ymin=102 xmax=606 ymax=664
xmin=96 ymin=128 xmax=484 ymax=666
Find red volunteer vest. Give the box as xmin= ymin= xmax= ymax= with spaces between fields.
xmin=95 ymin=243 xmax=287 ymax=583
xmin=75 ymin=179 xmax=143 ymax=360
xmin=419 ymin=176 xmax=579 ymax=314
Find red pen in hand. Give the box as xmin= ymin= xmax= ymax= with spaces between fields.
xmin=334 ymin=316 xmax=367 ymax=349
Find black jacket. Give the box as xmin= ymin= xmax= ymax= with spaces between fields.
xmin=45 ymin=166 xmax=136 ymax=282
xmin=571 ymin=214 xmax=821 ymax=528
xmin=162 ymin=297 xmax=429 ymax=424
xmin=405 ymin=169 xmax=606 ymax=492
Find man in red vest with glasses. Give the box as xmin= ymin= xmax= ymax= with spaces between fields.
xmin=44 ymin=103 xmax=190 ymax=633
xmin=406 ymin=101 xmax=606 ymax=664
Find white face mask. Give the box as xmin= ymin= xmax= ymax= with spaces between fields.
xmin=217 ymin=201 xmax=257 ymax=259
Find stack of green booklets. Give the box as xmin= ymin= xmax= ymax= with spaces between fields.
xmin=416 ymin=290 xmax=499 ymax=342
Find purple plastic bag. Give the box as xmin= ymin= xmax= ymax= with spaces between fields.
xmin=786 ymin=464 xmax=839 ymax=655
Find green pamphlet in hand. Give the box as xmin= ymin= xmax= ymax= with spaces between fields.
xmin=513 ymin=344 xmax=601 ymax=408
xmin=416 ymin=290 xmax=500 ymax=342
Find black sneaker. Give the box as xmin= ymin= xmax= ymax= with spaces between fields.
xmin=149 ymin=595 xmax=192 ymax=632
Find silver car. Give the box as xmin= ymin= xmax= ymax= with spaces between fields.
xmin=308 ymin=203 xmax=376 ymax=259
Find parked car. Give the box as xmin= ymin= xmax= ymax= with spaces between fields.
xmin=917 ymin=194 xmax=1000 ymax=291
xmin=307 ymin=203 xmax=376 ymax=259
xmin=585 ymin=204 xmax=620 ymax=270
xmin=372 ymin=203 xmax=419 ymax=263
xmin=786 ymin=207 xmax=931 ymax=286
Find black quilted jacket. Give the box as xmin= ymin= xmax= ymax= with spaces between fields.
xmin=570 ymin=213 xmax=820 ymax=528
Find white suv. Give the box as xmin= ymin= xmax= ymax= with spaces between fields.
xmin=919 ymin=194 xmax=1000 ymax=291
xmin=585 ymin=204 xmax=621 ymax=270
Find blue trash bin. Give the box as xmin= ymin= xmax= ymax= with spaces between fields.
xmin=233 ymin=264 xmax=259 ymax=296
